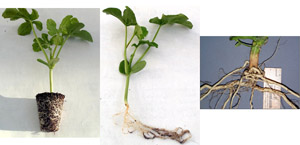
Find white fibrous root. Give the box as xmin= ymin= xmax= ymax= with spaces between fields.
xmin=201 ymin=61 xmax=300 ymax=109
xmin=114 ymin=105 xmax=192 ymax=144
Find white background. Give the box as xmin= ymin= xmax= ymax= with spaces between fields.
xmin=100 ymin=2 xmax=200 ymax=145
xmin=0 ymin=8 xmax=100 ymax=137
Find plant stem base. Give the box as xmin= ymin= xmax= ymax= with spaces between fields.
xmin=36 ymin=92 xmax=65 ymax=132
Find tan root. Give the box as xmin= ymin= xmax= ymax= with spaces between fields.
xmin=201 ymin=61 xmax=300 ymax=109
xmin=115 ymin=104 xmax=192 ymax=144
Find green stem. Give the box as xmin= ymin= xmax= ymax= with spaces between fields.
xmin=126 ymin=32 xmax=135 ymax=49
xmin=55 ymin=35 xmax=70 ymax=58
xmin=49 ymin=69 xmax=53 ymax=92
xmin=129 ymin=46 xmax=139 ymax=67
xmin=49 ymin=47 xmax=53 ymax=59
xmin=52 ymin=44 xmax=58 ymax=57
xmin=124 ymin=74 xmax=130 ymax=106
xmin=29 ymin=21 xmax=50 ymax=63
xmin=124 ymin=26 xmax=129 ymax=74
xmin=136 ymin=25 xmax=162 ymax=63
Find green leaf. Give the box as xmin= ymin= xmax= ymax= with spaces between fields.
xmin=18 ymin=22 xmax=32 ymax=36
xmin=37 ymin=59 xmax=49 ymax=67
xmin=42 ymin=33 xmax=49 ymax=43
xmin=131 ymin=61 xmax=146 ymax=73
xmin=103 ymin=6 xmax=137 ymax=26
xmin=123 ymin=6 xmax=137 ymax=26
xmin=73 ymin=30 xmax=93 ymax=42
xmin=150 ymin=14 xmax=193 ymax=29
xmin=17 ymin=8 xmax=30 ymax=19
xmin=48 ymin=58 xmax=60 ymax=69
xmin=134 ymin=25 xmax=148 ymax=40
xmin=2 ymin=8 xmax=22 ymax=20
xmin=149 ymin=17 xmax=161 ymax=25
xmin=59 ymin=15 xmax=73 ymax=35
xmin=47 ymin=19 xmax=58 ymax=36
xmin=102 ymin=8 xmax=125 ymax=25
xmin=33 ymin=21 xmax=42 ymax=31
xmin=132 ymin=40 xmax=158 ymax=48
xmin=30 ymin=9 xmax=39 ymax=20
xmin=32 ymin=42 xmax=41 ymax=52
xmin=68 ymin=22 xmax=84 ymax=34
xmin=32 ymin=37 xmax=50 ymax=52
xmin=50 ymin=35 xmax=63 ymax=45
xmin=119 ymin=60 xmax=126 ymax=75
xmin=70 ymin=17 xmax=79 ymax=24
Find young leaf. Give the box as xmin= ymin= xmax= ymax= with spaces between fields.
xmin=132 ymin=40 xmax=158 ymax=48
xmin=70 ymin=17 xmax=79 ymax=24
xmin=32 ymin=37 xmax=50 ymax=52
xmin=48 ymin=58 xmax=60 ymax=69
xmin=50 ymin=35 xmax=63 ymax=45
xmin=2 ymin=8 xmax=22 ymax=20
xmin=102 ymin=8 xmax=125 ymax=25
xmin=150 ymin=14 xmax=193 ymax=29
xmin=30 ymin=9 xmax=39 ymax=20
xmin=17 ymin=8 xmax=31 ymax=20
xmin=18 ymin=22 xmax=32 ymax=36
xmin=47 ymin=19 xmax=58 ymax=36
xmin=33 ymin=21 xmax=43 ymax=31
xmin=103 ymin=6 xmax=137 ymax=26
xmin=123 ymin=6 xmax=137 ymax=26
xmin=149 ymin=17 xmax=161 ymax=25
xmin=131 ymin=61 xmax=146 ymax=73
xmin=42 ymin=33 xmax=49 ymax=43
xmin=119 ymin=60 xmax=126 ymax=75
xmin=67 ymin=22 xmax=84 ymax=35
xmin=37 ymin=58 xmax=49 ymax=67
xmin=59 ymin=15 xmax=73 ymax=35
xmin=73 ymin=30 xmax=93 ymax=42
xmin=134 ymin=25 xmax=148 ymax=40
xmin=32 ymin=42 xmax=41 ymax=52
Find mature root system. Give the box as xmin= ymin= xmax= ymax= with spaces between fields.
xmin=114 ymin=104 xmax=192 ymax=144
xmin=201 ymin=61 xmax=300 ymax=109
xmin=36 ymin=92 xmax=65 ymax=132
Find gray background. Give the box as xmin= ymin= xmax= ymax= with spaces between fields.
xmin=200 ymin=36 xmax=300 ymax=109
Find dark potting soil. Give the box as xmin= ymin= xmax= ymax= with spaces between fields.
xmin=36 ymin=92 xmax=65 ymax=132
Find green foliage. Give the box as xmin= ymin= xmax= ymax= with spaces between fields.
xmin=103 ymin=6 xmax=193 ymax=76
xmin=103 ymin=6 xmax=193 ymax=106
xmin=18 ymin=22 xmax=32 ymax=35
xmin=2 ymin=8 xmax=42 ymax=35
xmin=134 ymin=25 xmax=148 ymax=40
xmin=131 ymin=61 xmax=146 ymax=73
xmin=119 ymin=60 xmax=129 ymax=75
xmin=73 ymin=30 xmax=93 ymax=42
xmin=132 ymin=40 xmax=158 ymax=48
xmin=2 ymin=8 xmax=94 ymax=92
xmin=103 ymin=6 xmax=137 ymax=26
xmin=33 ymin=21 xmax=43 ymax=31
xmin=48 ymin=58 xmax=59 ymax=69
xmin=150 ymin=14 xmax=193 ymax=29
xmin=229 ymin=36 xmax=269 ymax=49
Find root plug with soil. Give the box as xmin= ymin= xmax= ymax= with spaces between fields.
xmin=2 ymin=8 xmax=93 ymax=131
xmin=103 ymin=6 xmax=193 ymax=143
xmin=200 ymin=36 xmax=300 ymax=109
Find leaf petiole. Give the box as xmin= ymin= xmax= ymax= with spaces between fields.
xmin=55 ymin=35 xmax=70 ymax=58
xmin=52 ymin=44 xmax=58 ymax=58
xmin=135 ymin=24 xmax=162 ymax=64
xmin=30 ymin=21 xmax=50 ymax=63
